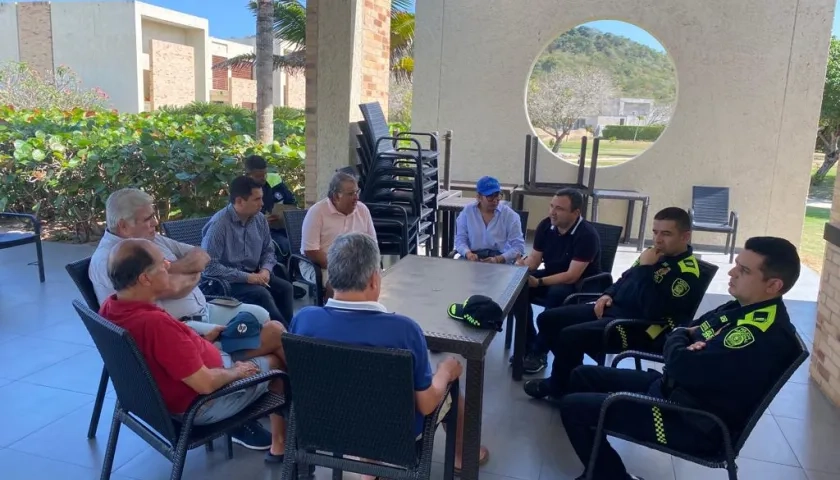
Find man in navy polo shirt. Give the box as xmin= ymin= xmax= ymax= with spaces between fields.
xmin=514 ymin=188 xmax=602 ymax=373
xmin=290 ymin=232 xmax=489 ymax=474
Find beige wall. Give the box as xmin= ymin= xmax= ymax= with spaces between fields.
xmin=149 ymin=39 xmax=195 ymax=109
xmin=413 ymin=0 xmax=835 ymax=248
xmin=16 ymin=2 xmax=54 ymax=76
xmin=230 ymin=77 xmax=257 ymax=107
xmin=285 ymin=72 xmax=306 ymax=109
xmin=51 ymin=1 xmax=140 ymax=113
xmin=0 ymin=3 xmax=20 ymax=64
xmin=141 ymin=15 xmax=208 ymax=105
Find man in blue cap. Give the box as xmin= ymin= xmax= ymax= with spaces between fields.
xmin=453 ymin=176 xmax=525 ymax=263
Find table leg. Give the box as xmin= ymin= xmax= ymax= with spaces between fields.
xmin=511 ymin=285 xmax=529 ymax=381
xmin=448 ymin=212 xmax=457 ymax=254
xmin=624 ymin=201 xmax=635 ymax=244
xmin=638 ymin=198 xmax=649 ymax=252
xmin=442 ymin=211 xmax=451 ymax=256
xmin=432 ymin=210 xmax=444 ymax=257
xmin=591 ymin=197 xmax=600 ymax=222
xmin=461 ymin=357 xmax=486 ymax=480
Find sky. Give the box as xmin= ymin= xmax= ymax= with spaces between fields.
xmin=6 ymin=0 xmax=840 ymax=47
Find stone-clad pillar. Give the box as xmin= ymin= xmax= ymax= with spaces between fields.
xmin=304 ymin=0 xmax=391 ymax=205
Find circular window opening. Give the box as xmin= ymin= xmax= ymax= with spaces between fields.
xmin=526 ymin=21 xmax=677 ymax=167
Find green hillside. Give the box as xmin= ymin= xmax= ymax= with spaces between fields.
xmin=533 ymin=26 xmax=676 ymax=102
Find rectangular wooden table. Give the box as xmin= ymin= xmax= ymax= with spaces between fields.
xmin=378 ymin=255 xmax=529 ymax=480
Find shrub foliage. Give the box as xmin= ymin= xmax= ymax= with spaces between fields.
xmin=0 ymin=105 xmax=305 ymax=242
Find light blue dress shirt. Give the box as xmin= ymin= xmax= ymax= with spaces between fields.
xmin=454 ymin=202 xmax=526 ymax=263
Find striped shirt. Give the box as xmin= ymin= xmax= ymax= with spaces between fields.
xmin=201 ymin=205 xmax=277 ymax=283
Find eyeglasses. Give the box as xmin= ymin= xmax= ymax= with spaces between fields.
xmin=341 ymin=189 xmax=361 ymax=197
xmin=482 ymin=192 xmax=502 ymax=200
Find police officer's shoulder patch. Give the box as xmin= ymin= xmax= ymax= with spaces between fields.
xmin=723 ymin=326 xmax=755 ymax=349
xmin=653 ymin=266 xmax=671 ymax=283
xmin=671 ymin=278 xmax=690 ymax=297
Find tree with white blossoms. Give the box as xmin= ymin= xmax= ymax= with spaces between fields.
xmin=527 ymin=67 xmax=615 ymax=153
xmin=643 ymin=102 xmax=674 ymax=126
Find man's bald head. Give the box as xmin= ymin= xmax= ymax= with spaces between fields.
xmin=108 ymin=238 xmax=164 ymax=292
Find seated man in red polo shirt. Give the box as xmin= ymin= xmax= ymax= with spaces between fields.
xmin=98 ymin=238 xmax=288 ymax=463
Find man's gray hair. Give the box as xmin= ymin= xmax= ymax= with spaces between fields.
xmin=327 ymin=232 xmax=380 ymax=292
xmin=327 ymin=171 xmax=358 ymax=199
xmin=105 ymin=188 xmax=154 ymax=231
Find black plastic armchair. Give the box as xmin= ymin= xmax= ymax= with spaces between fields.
xmin=282 ymin=209 xmax=326 ymax=306
xmin=280 ymin=334 xmax=459 ymax=480
xmin=576 ymin=222 xmax=624 ymax=293
xmin=1 ymin=212 xmax=44 ymax=282
xmin=65 ymin=257 xmax=109 ymax=439
xmin=587 ymin=332 xmax=809 ymax=480
xmin=160 ymin=217 xmax=233 ymax=296
xmin=689 ymin=186 xmax=739 ymax=263
xmin=72 ymin=300 xmax=290 ymax=480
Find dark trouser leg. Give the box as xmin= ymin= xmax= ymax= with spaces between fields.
xmin=534 ymin=302 xmax=599 ymax=363
xmin=229 ymin=283 xmax=284 ymax=325
xmin=266 ymin=273 xmax=294 ymax=326
xmin=561 ymin=365 xmax=718 ymax=479
xmin=531 ymin=284 xmax=581 ymax=353
xmin=542 ymin=314 xmax=607 ymax=394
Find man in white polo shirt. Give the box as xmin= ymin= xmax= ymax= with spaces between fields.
xmin=300 ymin=171 xmax=377 ymax=300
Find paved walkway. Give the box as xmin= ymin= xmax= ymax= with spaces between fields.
xmin=0 ymin=241 xmax=835 ymax=480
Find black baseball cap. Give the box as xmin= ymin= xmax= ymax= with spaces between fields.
xmin=447 ymin=295 xmax=504 ymax=331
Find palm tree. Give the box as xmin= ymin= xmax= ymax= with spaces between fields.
xmin=215 ymin=0 xmax=415 ymax=80
xmin=255 ymin=0 xmax=274 ymax=143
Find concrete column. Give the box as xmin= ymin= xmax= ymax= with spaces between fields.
xmin=304 ymin=0 xmax=391 ymax=205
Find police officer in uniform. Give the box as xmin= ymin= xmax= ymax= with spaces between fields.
xmin=244 ymin=155 xmax=298 ymax=255
xmin=524 ymin=207 xmax=703 ymax=398
xmin=558 ymin=236 xmax=802 ymax=480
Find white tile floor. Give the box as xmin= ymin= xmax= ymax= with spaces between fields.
xmin=0 ymin=241 xmax=836 ymax=479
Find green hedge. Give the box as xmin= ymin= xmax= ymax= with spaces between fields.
xmin=602 ymin=125 xmax=666 ymax=142
xmin=0 ymin=105 xmax=305 ymax=241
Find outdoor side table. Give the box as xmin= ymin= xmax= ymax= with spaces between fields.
xmin=378 ymin=255 xmax=529 ymax=480
xmin=590 ymin=189 xmax=650 ymax=252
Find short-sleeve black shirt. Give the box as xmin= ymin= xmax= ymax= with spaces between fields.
xmin=532 ymin=216 xmax=601 ymax=278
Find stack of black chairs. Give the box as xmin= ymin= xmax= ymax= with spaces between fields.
xmin=354 ymin=102 xmax=440 ymax=258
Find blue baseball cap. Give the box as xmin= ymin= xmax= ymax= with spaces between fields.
xmin=476 ymin=176 xmax=501 ymax=196
xmin=219 ymin=312 xmax=262 ymax=353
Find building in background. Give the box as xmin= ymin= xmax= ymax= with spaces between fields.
xmin=0 ymin=1 xmax=305 ymax=113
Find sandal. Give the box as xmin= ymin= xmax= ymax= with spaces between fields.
xmin=453 ymin=446 xmax=490 ymax=476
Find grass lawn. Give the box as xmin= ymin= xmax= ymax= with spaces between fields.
xmin=801 ymin=159 xmax=835 ymax=273
xmin=801 ymin=206 xmax=829 ymax=272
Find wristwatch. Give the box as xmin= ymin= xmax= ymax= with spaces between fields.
xmin=538 ymin=277 xmax=544 ymax=287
